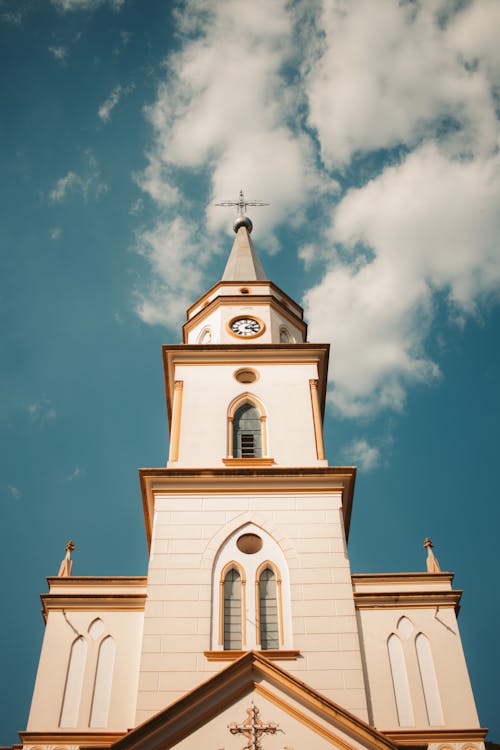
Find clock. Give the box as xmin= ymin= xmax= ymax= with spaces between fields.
xmin=228 ymin=316 xmax=264 ymax=338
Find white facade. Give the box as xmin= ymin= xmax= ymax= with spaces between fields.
xmin=16 ymin=223 xmax=486 ymax=750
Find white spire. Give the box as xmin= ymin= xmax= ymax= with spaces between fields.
xmin=222 ymin=224 xmax=267 ymax=281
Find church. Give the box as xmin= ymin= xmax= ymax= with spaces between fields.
xmin=13 ymin=199 xmax=487 ymax=750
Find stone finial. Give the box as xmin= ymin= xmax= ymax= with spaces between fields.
xmin=423 ymin=537 xmax=441 ymax=573
xmin=57 ymin=540 xmax=75 ymax=577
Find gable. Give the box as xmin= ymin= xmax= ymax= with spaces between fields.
xmin=111 ymin=652 xmax=397 ymax=750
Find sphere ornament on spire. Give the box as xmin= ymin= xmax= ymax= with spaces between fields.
xmin=214 ymin=189 xmax=269 ymax=234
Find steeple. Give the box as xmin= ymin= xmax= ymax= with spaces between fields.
xmin=221 ymin=224 xmax=267 ymax=281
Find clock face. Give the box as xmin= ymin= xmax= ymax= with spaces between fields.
xmin=230 ymin=317 xmax=263 ymax=337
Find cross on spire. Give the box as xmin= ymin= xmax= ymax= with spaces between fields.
xmin=215 ymin=190 xmax=269 ymax=234
xmin=215 ymin=189 xmax=269 ymax=217
xmin=228 ymin=702 xmax=278 ymax=750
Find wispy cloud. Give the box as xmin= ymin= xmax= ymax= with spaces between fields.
xmin=48 ymin=45 xmax=69 ymax=62
xmin=343 ymin=439 xmax=381 ymax=473
xmin=49 ymin=152 xmax=108 ymax=204
xmin=8 ymin=485 xmax=22 ymax=500
xmin=67 ymin=466 xmax=84 ymax=481
xmin=49 ymin=227 xmax=62 ymax=240
xmin=98 ymin=82 xmax=134 ymax=123
xmin=0 ymin=10 xmax=23 ymax=24
xmin=27 ymin=398 xmax=56 ymax=426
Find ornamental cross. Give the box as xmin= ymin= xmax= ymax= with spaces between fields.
xmin=215 ymin=190 xmax=269 ymax=218
xmin=228 ymin=702 xmax=278 ymax=750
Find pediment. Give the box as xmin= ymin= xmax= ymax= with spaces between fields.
xmin=111 ymin=652 xmax=397 ymax=750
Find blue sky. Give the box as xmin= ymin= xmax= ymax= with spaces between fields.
xmin=1 ymin=0 xmax=499 ymax=742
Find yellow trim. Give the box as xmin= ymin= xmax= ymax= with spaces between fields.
xmin=383 ymin=729 xmax=488 ymax=745
xmin=203 ymin=649 xmax=300 ymax=661
xmin=254 ymin=561 xmax=284 ymax=647
xmin=309 ymin=378 xmax=325 ymax=460
xmin=353 ymin=590 xmax=461 ymax=612
xmin=352 ymin=572 xmax=454 ymax=585
xmin=226 ymin=314 xmax=266 ymax=340
xmin=169 ymin=380 xmax=184 ymax=462
xmin=219 ymin=561 xmax=246 ymax=648
xmin=222 ymin=458 xmax=275 ymax=467
xmin=41 ymin=594 xmax=146 ymax=621
xmin=19 ymin=731 xmax=126 ymax=745
xmin=186 ymin=280 xmax=304 ymax=319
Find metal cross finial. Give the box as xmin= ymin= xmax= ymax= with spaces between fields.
xmin=228 ymin=702 xmax=278 ymax=750
xmin=215 ymin=189 xmax=269 ymax=217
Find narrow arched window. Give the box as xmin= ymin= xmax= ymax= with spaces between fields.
xmin=388 ymin=633 xmax=414 ymax=726
xmin=223 ymin=568 xmax=242 ymax=649
xmin=416 ymin=633 xmax=443 ymax=725
xmin=60 ymin=636 xmax=87 ymax=727
xmin=233 ymin=403 xmax=262 ymax=458
xmin=259 ymin=568 xmax=279 ymax=649
xmin=89 ymin=635 xmax=115 ymax=727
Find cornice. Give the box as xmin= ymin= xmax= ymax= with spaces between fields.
xmin=46 ymin=576 xmax=148 ymax=588
xmin=139 ymin=466 xmax=356 ymax=550
xmin=19 ymin=731 xmax=125 ymax=745
xmin=186 ymin=280 xmax=304 ymax=319
xmin=382 ymin=728 xmax=488 ymax=744
xmin=352 ymin=573 xmax=454 ymax=585
xmin=353 ymin=590 xmax=462 ymax=612
xmin=41 ymin=592 xmax=147 ymax=622
xmin=204 ymin=649 xmax=300 ymax=661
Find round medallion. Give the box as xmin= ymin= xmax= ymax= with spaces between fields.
xmin=236 ymin=533 xmax=263 ymax=554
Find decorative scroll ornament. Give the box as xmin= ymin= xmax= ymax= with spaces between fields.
xmin=228 ymin=702 xmax=278 ymax=750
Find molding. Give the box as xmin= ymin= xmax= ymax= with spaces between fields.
xmin=41 ymin=593 xmax=146 ymax=621
xmin=352 ymin=573 xmax=455 ymax=586
xmin=383 ymin=729 xmax=489 ymax=745
xmin=184 ymin=295 xmax=307 ymax=343
xmin=353 ymin=590 xmax=462 ymax=612
xmin=222 ymin=458 xmax=275 ymax=467
xmin=162 ymin=343 xmax=329 ymax=431
xmin=46 ymin=576 xmax=147 ymax=588
xmin=139 ymin=466 xmax=356 ymax=549
xmin=309 ymin=378 xmax=326 ymax=461
xmin=204 ymin=649 xmax=300 ymax=661
xmin=186 ymin=280 xmax=304 ymax=320
xmin=168 ymin=379 xmax=184 ymax=462
xmin=19 ymin=731 xmax=125 ymax=745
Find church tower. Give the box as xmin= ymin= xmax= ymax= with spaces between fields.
xmin=17 ymin=201 xmax=486 ymax=750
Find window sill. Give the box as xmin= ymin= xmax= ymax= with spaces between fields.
xmin=204 ymin=649 xmax=300 ymax=661
xmin=222 ymin=458 xmax=275 ymax=467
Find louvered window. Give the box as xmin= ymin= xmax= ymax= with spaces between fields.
xmin=259 ymin=568 xmax=279 ymax=650
xmin=223 ymin=568 xmax=242 ymax=649
xmin=233 ymin=403 xmax=262 ymax=458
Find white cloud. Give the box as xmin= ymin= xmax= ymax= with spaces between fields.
xmin=0 ymin=10 xmax=23 ymax=24
xmin=27 ymin=398 xmax=57 ymax=426
xmin=98 ymin=83 xmax=134 ymax=123
xmin=134 ymin=0 xmax=500 ymax=424
xmin=344 ymin=439 xmax=381 ymax=473
xmin=134 ymin=0 xmax=323 ymax=326
xmin=49 ymin=227 xmax=62 ymax=240
xmin=48 ymin=45 xmax=68 ymax=62
xmin=304 ymin=145 xmax=500 ymax=416
xmin=49 ymin=152 xmax=108 ymax=204
xmin=51 ymin=0 xmax=123 ymax=11
xmin=305 ymin=0 xmax=498 ymax=167
xmin=8 ymin=485 xmax=22 ymax=499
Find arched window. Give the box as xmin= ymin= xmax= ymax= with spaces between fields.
xmin=258 ymin=567 xmax=279 ymax=649
xmin=233 ymin=403 xmax=262 ymax=458
xmin=59 ymin=636 xmax=87 ymax=727
xmin=415 ymin=633 xmax=443 ymax=725
xmin=388 ymin=633 xmax=414 ymax=726
xmin=89 ymin=635 xmax=115 ymax=727
xmin=223 ymin=567 xmax=243 ymax=650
